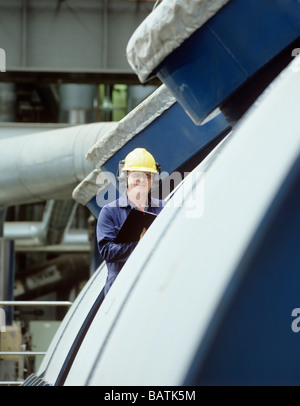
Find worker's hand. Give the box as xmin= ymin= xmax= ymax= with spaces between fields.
xmin=139 ymin=227 xmax=147 ymax=241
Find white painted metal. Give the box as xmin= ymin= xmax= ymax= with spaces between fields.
xmin=60 ymin=57 xmax=300 ymax=385
xmin=31 ymin=261 xmax=107 ymax=385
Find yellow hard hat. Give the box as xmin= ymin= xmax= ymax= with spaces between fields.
xmin=122 ymin=148 xmax=158 ymax=173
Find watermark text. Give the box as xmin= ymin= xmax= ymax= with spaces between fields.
xmin=103 ymin=389 xmax=196 ymax=402
xmin=95 ymin=170 xmax=205 ymax=219
xmin=291 ymin=308 xmax=300 ymax=332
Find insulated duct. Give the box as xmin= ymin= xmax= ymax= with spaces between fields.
xmin=0 ymin=122 xmax=117 ymax=208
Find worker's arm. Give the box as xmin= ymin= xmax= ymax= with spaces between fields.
xmin=97 ymin=206 xmax=138 ymax=263
xmin=139 ymin=227 xmax=147 ymax=240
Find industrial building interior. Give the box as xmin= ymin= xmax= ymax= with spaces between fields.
xmin=0 ymin=0 xmax=160 ymax=383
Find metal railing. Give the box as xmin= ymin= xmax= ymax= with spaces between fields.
xmin=0 ymin=300 xmax=72 ymax=385
xmin=0 ymin=301 xmax=72 ymax=306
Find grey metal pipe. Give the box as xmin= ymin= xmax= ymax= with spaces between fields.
xmin=3 ymin=222 xmax=43 ymax=240
xmin=0 ymin=122 xmax=116 ymax=208
xmin=3 ymin=201 xmax=79 ymax=246
xmin=3 ymin=222 xmax=89 ymax=249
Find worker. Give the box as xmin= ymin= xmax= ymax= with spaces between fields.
xmin=97 ymin=148 xmax=165 ymax=295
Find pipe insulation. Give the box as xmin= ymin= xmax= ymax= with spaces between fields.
xmin=0 ymin=122 xmax=117 ymax=208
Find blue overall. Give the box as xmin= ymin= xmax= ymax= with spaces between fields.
xmin=97 ymin=192 xmax=165 ymax=295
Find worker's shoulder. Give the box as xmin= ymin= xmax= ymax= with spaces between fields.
xmin=102 ymin=197 xmax=124 ymax=211
xmin=152 ymin=197 xmax=166 ymax=205
xmin=98 ymin=201 xmax=121 ymax=222
xmin=150 ymin=197 xmax=166 ymax=209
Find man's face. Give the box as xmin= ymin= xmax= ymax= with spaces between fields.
xmin=127 ymin=171 xmax=153 ymax=196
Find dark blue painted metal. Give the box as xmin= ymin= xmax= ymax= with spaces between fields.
xmin=154 ymin=0 xmax=300 ymax=124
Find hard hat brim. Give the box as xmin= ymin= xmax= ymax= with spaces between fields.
xmin=122 ymin=166 xmax=157 ymax=173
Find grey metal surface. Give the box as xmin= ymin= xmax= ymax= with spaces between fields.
xmin=0 ymin=0 xmax=154 ymax=72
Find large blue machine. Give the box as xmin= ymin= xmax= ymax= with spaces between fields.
xmin=127 ymin=0 xmax=300 ymax=125
xmin=22 ymin=0 xmax=300 ymax=387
